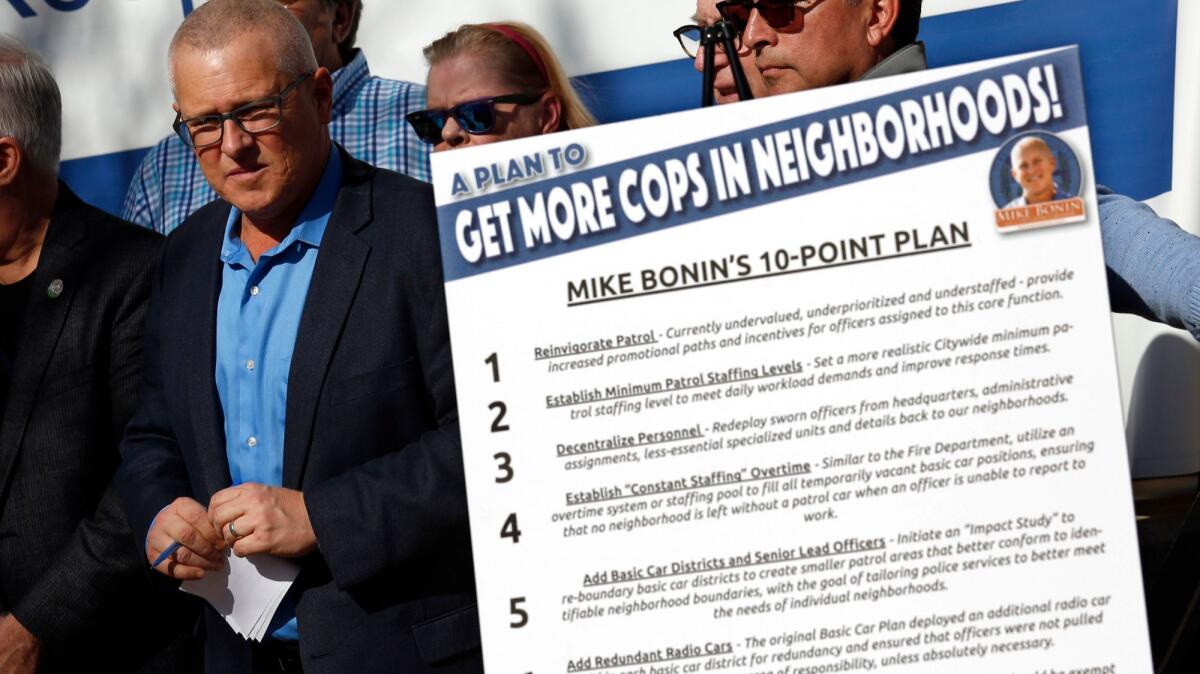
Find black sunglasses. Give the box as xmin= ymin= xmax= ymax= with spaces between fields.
xmin=716 ymin=0 xmax=822 ymax=33
xmin=406 ymin=92 xmax=544 ymax=144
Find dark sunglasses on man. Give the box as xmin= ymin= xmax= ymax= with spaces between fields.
xmin=406 ymin=92 xmax=544 ymax=145
xmin=716 ymin=0 xmax=822 ymax=33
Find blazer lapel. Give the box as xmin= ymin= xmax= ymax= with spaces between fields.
xmin=282 ymin=155 xmax=373 ymax=488
xmin=0 ymin=188 xmax=89 ymax=501
xmin=182 ymin=205 xmax=235 ymax=497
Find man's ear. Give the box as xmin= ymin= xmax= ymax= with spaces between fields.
xmin=332 ymin=1 xmax=356 ymax=48
xmin=539 ymin=93 xmax=563 ymax=134
xmin=313 ymin=67 xmax=335 ymax=125
xmin=0 ymin=138 xmax=23 ymax=188
xmin=866 ymin=0 xmax=901 ymax=48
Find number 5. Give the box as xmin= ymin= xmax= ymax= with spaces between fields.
xmin=510 ymin=597 xmax=528 ymax=628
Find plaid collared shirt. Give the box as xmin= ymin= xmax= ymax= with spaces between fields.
xmin=122 ymin=50 xmax=430 ymax=234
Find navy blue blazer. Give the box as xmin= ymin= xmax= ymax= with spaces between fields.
xmin=116 ymin=151 xmax=482 ymax=673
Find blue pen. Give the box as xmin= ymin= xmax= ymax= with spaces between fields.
xmin=152 ymin=540 xmax=183 ymax=567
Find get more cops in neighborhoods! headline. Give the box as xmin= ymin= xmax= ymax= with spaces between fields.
xmin=437 ymin=49 xmax=1083 ymax=285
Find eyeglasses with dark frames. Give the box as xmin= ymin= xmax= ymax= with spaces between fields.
xmin=674 ymin=25 xmax=708 ymax=59
xmin=173 ymin=72 xmax=313 ymax=149
xmin=406 ymin=92 xmax=544 ymax=145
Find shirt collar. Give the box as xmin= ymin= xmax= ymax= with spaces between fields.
xmin=860 ymin=42 xmax=928 ymax=82
xmin=331 ymin=49 xmax=371 ymax=113
xmin=220 ymin=146 xmax=344 ymax=267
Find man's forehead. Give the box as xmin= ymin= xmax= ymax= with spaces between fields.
xmin=172 ymin=40 xmax=286 ymax=111
xmin=1013 ymin=141 xmax=1053 ymax=160
xmin=174 ymin=30 xmax=282 ymax=73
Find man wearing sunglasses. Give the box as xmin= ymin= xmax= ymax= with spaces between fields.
xmin=115 ymin=1 xmax=481 ymax=672
xmin=679 ymin=0 xmax=924 ymax=104
xmin=123 ymin=0 xmax=430 ymax=235
xmin=692 ymin=0 xmax=1200 ymax=339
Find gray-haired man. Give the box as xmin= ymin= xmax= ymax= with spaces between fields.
xmin=0 ymin=35 xmax=198 ymax=674
xmin=114 ymin=1 xmax=479 ymax=671
xmin=123 ymin=0 xmax=431 ymax=235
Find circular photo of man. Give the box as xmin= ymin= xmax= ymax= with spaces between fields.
xmin=989 ymin=131 xmax=1083 ymax=209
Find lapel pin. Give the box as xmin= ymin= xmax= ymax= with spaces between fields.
xmin=47 ymin=278 xmax=64 ymax=299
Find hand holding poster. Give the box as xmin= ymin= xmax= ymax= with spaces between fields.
xmin=435 ymin=48 xmax=1151 ymax=673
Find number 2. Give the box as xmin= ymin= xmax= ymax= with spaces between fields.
xmin=489 ymin=401 xmax=510 ymax=432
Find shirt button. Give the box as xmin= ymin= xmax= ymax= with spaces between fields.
xmin=246 ymin=359 xmax=256 ymax=371
xmin=250 ymin=286 xmax=260 ymax=296
xmin=247 ymin=436 xmax=258 ymax=448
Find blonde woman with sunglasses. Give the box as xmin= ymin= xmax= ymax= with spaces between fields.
xmin=408 ymin=22 xmax=596 ymax=152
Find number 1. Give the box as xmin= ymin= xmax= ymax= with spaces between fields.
xmin=485 ymin=352 xmax=500 ymax=382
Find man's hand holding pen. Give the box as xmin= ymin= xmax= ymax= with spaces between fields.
xmin=145 ymin=496 xmax=226 ymax=579
xmin=147 ymin=486 xmax=317 ymax=577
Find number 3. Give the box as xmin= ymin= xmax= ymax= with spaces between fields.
xmin=494 ymin=452 xmax=513 ymax=483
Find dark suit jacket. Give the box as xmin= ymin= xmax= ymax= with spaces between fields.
xmin=117 ymin=152 xmax=482 ymax=673
xmin=0 ymin=185 xmax=199 ymax=673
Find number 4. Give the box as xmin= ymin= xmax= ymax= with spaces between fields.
xmin=501 ymin=513 xmax=522 ymax=543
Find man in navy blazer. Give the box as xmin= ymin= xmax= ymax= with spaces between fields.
xmin=115 ymin=2 xmax=480 ymax=672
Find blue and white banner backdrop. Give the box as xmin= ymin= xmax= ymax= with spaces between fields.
xmin=2 ymin=0 xmax=1196 ymax=475
xmin=0 ymin=0 xmax=1182 ymax=213
xmin=0 ymin=0 xmax=193 ymax=214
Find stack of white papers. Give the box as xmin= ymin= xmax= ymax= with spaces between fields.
xmin=181 ymin=550 xmax=300 ymax=641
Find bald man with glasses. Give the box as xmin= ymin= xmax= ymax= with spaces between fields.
xmin=115 ymin=1 xmax=481 ymax=671
xmin=124 ymin=0 xmax=430 ymax=235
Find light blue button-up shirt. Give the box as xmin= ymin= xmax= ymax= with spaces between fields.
xmin=214 ymin=147 xmax=342 ymax=640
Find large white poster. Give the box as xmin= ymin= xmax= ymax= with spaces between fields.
xmin=434 ymin=48 xmax=1151 ymax=672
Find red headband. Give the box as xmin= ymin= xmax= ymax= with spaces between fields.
xmin=484 ymin=23 xmax=549 ymax=85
